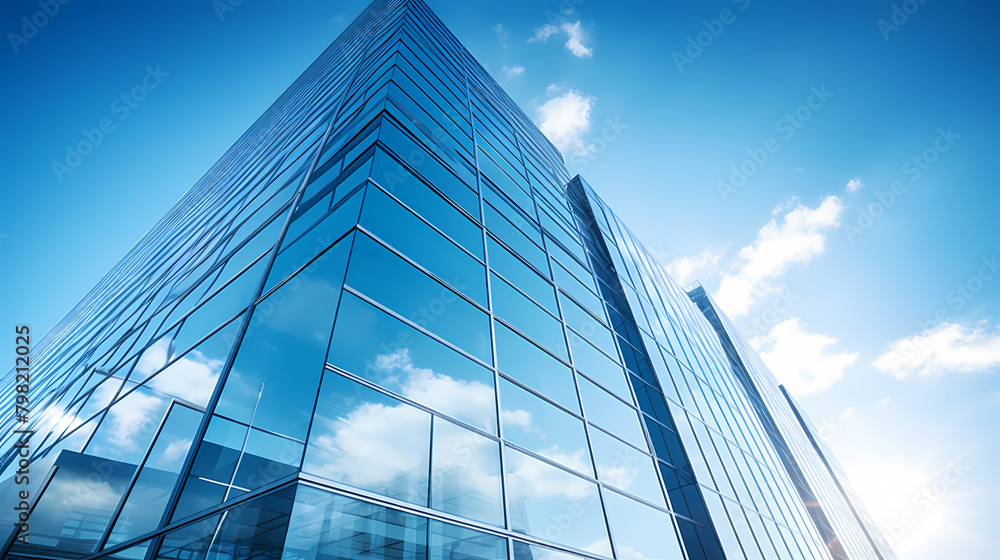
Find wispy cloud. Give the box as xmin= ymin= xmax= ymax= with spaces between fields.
xmin=846 ymin=177 xmax=864 ymax=192
xmin=715 ymin=196 xmax=845 ymax=316
xmin=493 ymin=23 xmax=508 ymax=48
xmin=529 ymin=20 xmax=593 ymax=58
xmin=662 ymin=249 xmax=720 ymax=287
xmin=873 ymin=321 xmax=1000 ymax=379
xmin=536 ymin=89 xmax=595 ymax=156
xmin=752 ymin=317 xmax=858 ymax=396
xmin=502 ymin=65 xmax=525 ymax=78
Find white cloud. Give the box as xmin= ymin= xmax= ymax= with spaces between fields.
xmin=771 ymin=196 xmax=799 ymax=216
xmin=493 ymin=23 xmax=508 ymax=47
xmin=662 ymin=249 xmax=721 ymax=287
xmin=873 ymin=322 xmax=1000 ymax=380
xmin=148 ymin=348 xmax=225 ymax=407
xmin=530 ymin=24 xmax=560 ymax=42
xmin=381 ymin=349 xmax=496 ymax=432
xmin=751 ymin=317 xmax=858 ymax=396
xmin=529 ymin=20 xmax=593 ymax=58
xmin=846 ymin=177 xmax=864 ymax=192
xmin=546 ymin=83 xmax=563 ymax=95
xmin=715 ymin=196 xmax=845 ymax=316
xmin=536 ymin=89 xmax=595 ymax=156
xmin=502 ymin=65 xmax=525 ymax=78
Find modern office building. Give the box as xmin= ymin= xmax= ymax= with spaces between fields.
xmin=0 ymin=1 xmax=895 ymax=559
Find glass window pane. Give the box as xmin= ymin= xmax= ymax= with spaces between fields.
xmin=505 ymin=447 xmax=611 ymax=557
xmin=499 ymin=377 xmax=593 ymax=477
xmin=512 ymin=541 xmax=587 ymax=560
xmin=86 ymin=385 xmax=171 ymax=466
xmin=214 ymin=236 xmax=350 ymax=440
xmin=304 ymin=371 xmax=431 ymax=505
xmin=347 ymin=232 xmax=492 ymax=363
xmin=590 ymin=428 xmax=665 ymax=508
xmin=603 ymin=491 xmax=684 ymax=560
xmin=264 ymin=186 xmax=363 ymax=292
xmin=494 ymin=322 xmax=577 ymax=413
xmin=105 ymin=404 xmax=202 ymax=548
xmin=487 ymin=237 xmax=557 ymax=315
xmin=23 ymin=449 xmax=137 ymax=554
xmin=371 ymin=149 xmax=483 ymax=258
xmin=492 ymin=273 xmax=566 ymax=359
xmin=430 ymin=520 xmax=508 ymax=560
xmin=568 ymin=331 xmax=629 ymax=402
xmin=361 ymin=185 xmax=487 ymax=306
xmin=431 ymin=418 xmax=503 ymax=526
xmin=579 ymin=378 xmax=647 ymax=450
xmin=328 ymin=291 xmax=497 ymax=433
xmin=146 ymin=315 xmax=242 ymax=408
xmin=164 ymin=485 xmax=296 ymax=560
xmin=283 ymin=485 xmax=429 ymax=560
xmin=231 ymin=428 xmax=303 ymax=490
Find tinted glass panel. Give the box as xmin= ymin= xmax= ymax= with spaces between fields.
xmin=430 ymin=418 xmax=504 ymax=526
xmin=492 ymin=273 xmax=567 ymax=359
xmin=305 ymin=370 xmax=431 ymax=505
xmin=603 ymin=491 xmax=685 ymax=560
xmin=590 ymin=428 xmax=665 ymax=508
xmin=328 ymin=291 xmax=497 ymax=433
xmin=579 ymin=378 xmax=647 ymax=450
xmin=498 ymin=377 xmax=593 ymax=477
xmin=487 ymin=237 xmax=557 ymax=314
xmin=105 ymin=404 xmax=202 ymax=548
xmin=361 ymin=186 xmax=487 ymax=306
xmin=283 ymin=485 xmax=429 ymax=560
xmin=347 ymin=232 xmax=491 ymax=363
xmin=494 ymin=322 xmax=577 ymax=413
xmin=215 ymin=237 xmax=349 ymax=440
xmin=505 ymin=448 xmax=611 ymax=557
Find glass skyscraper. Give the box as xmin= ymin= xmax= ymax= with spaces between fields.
xmin=0 ymin=1 xmax=895 ymax=559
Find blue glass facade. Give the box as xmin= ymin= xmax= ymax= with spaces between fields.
xmin=0 ymin=1 xmax=894 ymax=559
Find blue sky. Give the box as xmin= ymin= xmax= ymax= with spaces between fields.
xmin=1 ymin=0 xmax=998 ymax=557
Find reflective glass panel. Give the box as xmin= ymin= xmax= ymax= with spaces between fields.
xmin=283 ymin=485 xmax=429 ymax=560
xmin=505 ymin=447 xmax=611 ymax=557
xmin=215 ymin=237 xmax=350 ymax=440
xmin=105 ymin=404 xmax=203 ymax=548
xmin=305 ymin=370 xmax=431 ymax=505
xmin=328 ymin=291 xmax=497 ymax=433
xmin=603 ymin=490 xmax=685 ymax=560
xmin=498 ymin=377 xmax=593 ymax=477
xmin=579 ymin=378 xmax=647 ymax=450
xmin=491 ymin=273 xmax=567 ymax=360
xmin=347 ymin=232 xmax=492 ymax=363
xmin=361 ymin=185 xmax=487 ymax=306
xmin=590 ymin=428 xmax=665 ymax=508
xmin=494 ymin=322 xmax=577 ymax=413
xmin=430 ymin=418 xmax=504 ymax=527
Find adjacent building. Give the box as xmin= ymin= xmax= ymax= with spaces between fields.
xmin=0 ymin=1 xmax=894 ymax=559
